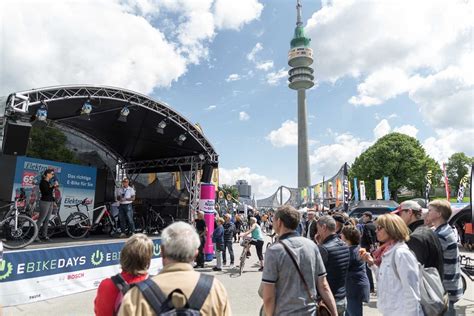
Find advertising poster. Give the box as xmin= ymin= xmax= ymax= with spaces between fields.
xmin=11 ymin=156 xmax=97 ymax=219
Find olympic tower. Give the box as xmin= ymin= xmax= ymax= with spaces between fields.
xmin=288 ymin=0 xmax=314 ymax=188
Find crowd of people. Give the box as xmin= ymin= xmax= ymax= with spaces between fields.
xmin=92 ymin=199 xmax=465 ymax=316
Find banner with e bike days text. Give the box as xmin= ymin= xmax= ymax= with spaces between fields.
xmin=11 ymin=156 xmax=97 ymax=218
xmin=0 ymin=239 xmax=162 ymax=306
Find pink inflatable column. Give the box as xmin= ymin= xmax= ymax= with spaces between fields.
xmin=199 ymin=183 xmax=215 ymax=261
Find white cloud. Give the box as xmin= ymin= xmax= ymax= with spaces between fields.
xmin=266 ymin=68 xmax=287 ymax=85
xmin=393 ymin=125 xmax=419 ymax=138
xmin=305 ymin=0 xmax=473 ymax=129
xmin=205 ymin=105 xmax=217 ymax=111
xmin=226 ymin=74 xmax=241 ymax=82
xmin=266 ymin=120 xmax=298 ymax=148
xmin=239 ymin=111 xmax=250 ymax=121
xmin=213 ymin=0 xmax=263 ymax=30
xmin=219 ymin=167 xmax=279 ymax=198
xmin=1 ymin=0 xmax=263 ymax=95
xmin=256 ymin=60 xmax=274 ymax=71
xmin=373 ymin=119 xmax=391 ymax=139
xmin=247 ymin=42 xmax=263 ymax=62
xmin=423 ymin=128 xmax=474 ymax=163
xmin=310 ymin=133 xmax=372 ymax=181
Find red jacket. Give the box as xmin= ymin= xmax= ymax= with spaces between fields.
xmin=94 ymin=271 xmax=148 ymax=316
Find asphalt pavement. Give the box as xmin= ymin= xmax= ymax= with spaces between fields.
xmin=2 ymin=235 xmax=474 ymax=315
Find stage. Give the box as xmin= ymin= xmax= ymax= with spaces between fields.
xmin=0 ymin=235 xmax=162 ymax=307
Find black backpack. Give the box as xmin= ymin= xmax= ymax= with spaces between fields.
xmin=135 ymin=274 xmax=214 ymax=315
xmin=111 ymin=273 xmax=134 ymax=316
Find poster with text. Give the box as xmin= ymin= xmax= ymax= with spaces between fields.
xmin=11 ymin=156 xmax=97 ymax=218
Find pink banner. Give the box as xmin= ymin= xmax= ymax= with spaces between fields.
xmin=199 ymin=184 xmax=215 ymax=259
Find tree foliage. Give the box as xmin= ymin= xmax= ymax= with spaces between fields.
xmin=446 ymin=152 xmax=473 ymax=193
xmin=27 ymin=126 xmax=79 ymax=164
xmin=350 ymin=133 xmax=441 ymax=200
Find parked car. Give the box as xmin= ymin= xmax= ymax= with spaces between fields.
xmin=348 ymin=200 xmax=399 ymax=220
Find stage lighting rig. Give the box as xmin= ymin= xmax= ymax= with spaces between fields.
xmin=117 ymin=105 xmax=130 ymax=123
xmin=80 ymin=98 xmax=93 ymax=119
xmin=30 ymin=100 xmax=48 ymax=124
xmin=156 ymin=120 xmax=167 ymax=134
xmin=175 ymin=133 xmax=187 ymax=146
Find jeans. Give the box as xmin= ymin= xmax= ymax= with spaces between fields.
xmin=38 ymin=201 xmax=54 ymax=237
xmin=119 ymin=203 xmax=135 ymax=234
xmin=223 ymin=240 xmax=234 ymax=264
xmin=336 ymin=297 xmax=347 ymax=316
xmin=215 ymin=243 xmax=223 ymax=269
xmin=346 ymin=298 xmax=362 ymax=316
xmin=444 ymin=301 xmax=456 ymax=316
xmin=196 ymin=235 xmax=205 ymax=266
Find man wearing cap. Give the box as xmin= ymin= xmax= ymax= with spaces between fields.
xmin=332 ymin=214 xmax=346 ymax=236
xmin=117 ymin=178 xmax=136 ymax=238
xmin=393 ymin=200 xmax=444 ymax=277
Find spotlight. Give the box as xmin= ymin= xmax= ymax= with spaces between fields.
xmin=81 ymin=99 xmax=92 ymax=119
xmin=156 ymin=120 xmax=167 ymax=134
xmin=31 ymin=101 xmax=48 ymax=124
xmin=176 ymin=134 xmax=187 ymax=146
xmin=198 ymin=153 xmax=205 ymax=161
xmin=117 ymin=105 xmax=130 ymax=123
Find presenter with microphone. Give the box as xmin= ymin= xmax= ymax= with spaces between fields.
xmin=37 ymin=169 xmax=59 ymax=241
xmin=117 ymin=178 xmax=136 ymax=238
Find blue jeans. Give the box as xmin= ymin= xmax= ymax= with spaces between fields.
xmin=223 ymin=240 xmax=234 ymax=264
xmin=346 ymin=298 xmax=362 ymax=316
xmin=119 ymin=203 xmax=135 ymax=234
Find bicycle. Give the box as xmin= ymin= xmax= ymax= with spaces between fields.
xmin=0 ymin=191 xmax=38 ymax=249
xmin=460 ymin=255 xmax=474 ymax=294
xmin=238 ymin=238 xmax=252 ymax=276
xmin=144 ymin=205 xmax=175 ymax=235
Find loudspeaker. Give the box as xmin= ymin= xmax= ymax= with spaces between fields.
xmin=2 ymin=121 xmax=32 ymax=156
xmin=201 ymin=163 xmax=214 ymax=183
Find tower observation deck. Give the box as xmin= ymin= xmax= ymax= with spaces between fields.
xmin=288 ymin=0 xmax=314 ymax=189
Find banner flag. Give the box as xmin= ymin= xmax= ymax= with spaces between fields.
xmin=211 ymin=168 xmax=219 ymax=191
xmin=353 ymin=178 xmax=359 ymax=202
xmin=383 ymin=177 xmax=390 ymax=200
xmin=336 ymin=179 xmax=342 ymax=207
xmin=343 ymin=163 xmax=350 ymax=212
xmin=148 ymin=173 xmax=157 ymax=184
xmin=375 ymin=179 xmax=383 ymax=200
xmin=425 ymin=170 xmax=433 ymax=204
xmin=174 ymin=171 xmax=181 ymax=190
xmin=443 ymin=162 xmax=450 ymax=200
xmin=470 ymin=163 xmax=473 ymax=226
xmin=457 ymin=171 xmax=470 ymax=203
xmin=360 ymin=181 xmax=366 ymax=201
xmin=314 ymin=184 xmax=321 ymax=199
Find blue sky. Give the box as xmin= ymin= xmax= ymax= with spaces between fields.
xmin=2 ymin=0 xmax=473 ymax=197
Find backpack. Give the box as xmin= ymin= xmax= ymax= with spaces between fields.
xmin=392 ymin=248 xmax=448 ymax=316
xmin=111 ymin=273 xmax=134 ymax=316
xmin=135 ymin=273 xmax=214 ymax=315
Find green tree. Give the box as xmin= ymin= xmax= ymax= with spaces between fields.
xmin=27 ymin=126 xmax=78 ymax=164
xmin=446 ymin=152 xmax=473 ymax=193
xmin=350 ymin=133 xmax=441 ymax=201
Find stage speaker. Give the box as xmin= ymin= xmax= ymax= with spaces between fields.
xmin=201 ymin=163 xmax=213 ymax=183
xmin=2 ymin=121 xmax=32 ymax=156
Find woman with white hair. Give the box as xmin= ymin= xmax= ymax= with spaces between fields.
xmin=240 ymin=216 xmax=264 ymax=271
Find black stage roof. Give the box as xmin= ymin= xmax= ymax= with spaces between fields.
xmin=4 ymin=85 xmax=218 ymax=173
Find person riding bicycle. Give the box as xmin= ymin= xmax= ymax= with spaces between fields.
xmin=240 ymin=216 xmax=264 ymax=271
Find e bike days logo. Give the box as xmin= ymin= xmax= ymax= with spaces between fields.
xmin=0 ymin=239 xmax=162 ymax=282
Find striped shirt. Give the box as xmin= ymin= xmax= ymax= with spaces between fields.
xmin=435 ymin=223 xmax=463 ymax=302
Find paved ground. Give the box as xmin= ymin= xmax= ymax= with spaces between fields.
xmin=2 ymin=236 xmax=474 ymax=315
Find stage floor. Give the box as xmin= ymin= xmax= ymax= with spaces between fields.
xmin=5 ymin=234 xmax=160 ymax=252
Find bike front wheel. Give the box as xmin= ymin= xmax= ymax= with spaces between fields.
xmin=1 ymin=215 xmax=38 ymax=249
xmin=66 ymin=212 xmax=90 ymax=239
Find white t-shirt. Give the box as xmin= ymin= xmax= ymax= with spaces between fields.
xmin=118 ymin=186 xmax=135 ymax=205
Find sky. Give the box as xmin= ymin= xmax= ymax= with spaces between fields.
xmin=1 ymin=0 xmax=473 ymax=198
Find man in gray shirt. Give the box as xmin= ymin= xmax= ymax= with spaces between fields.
xmin=261 ymin=205 xmax=337 ymax=316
